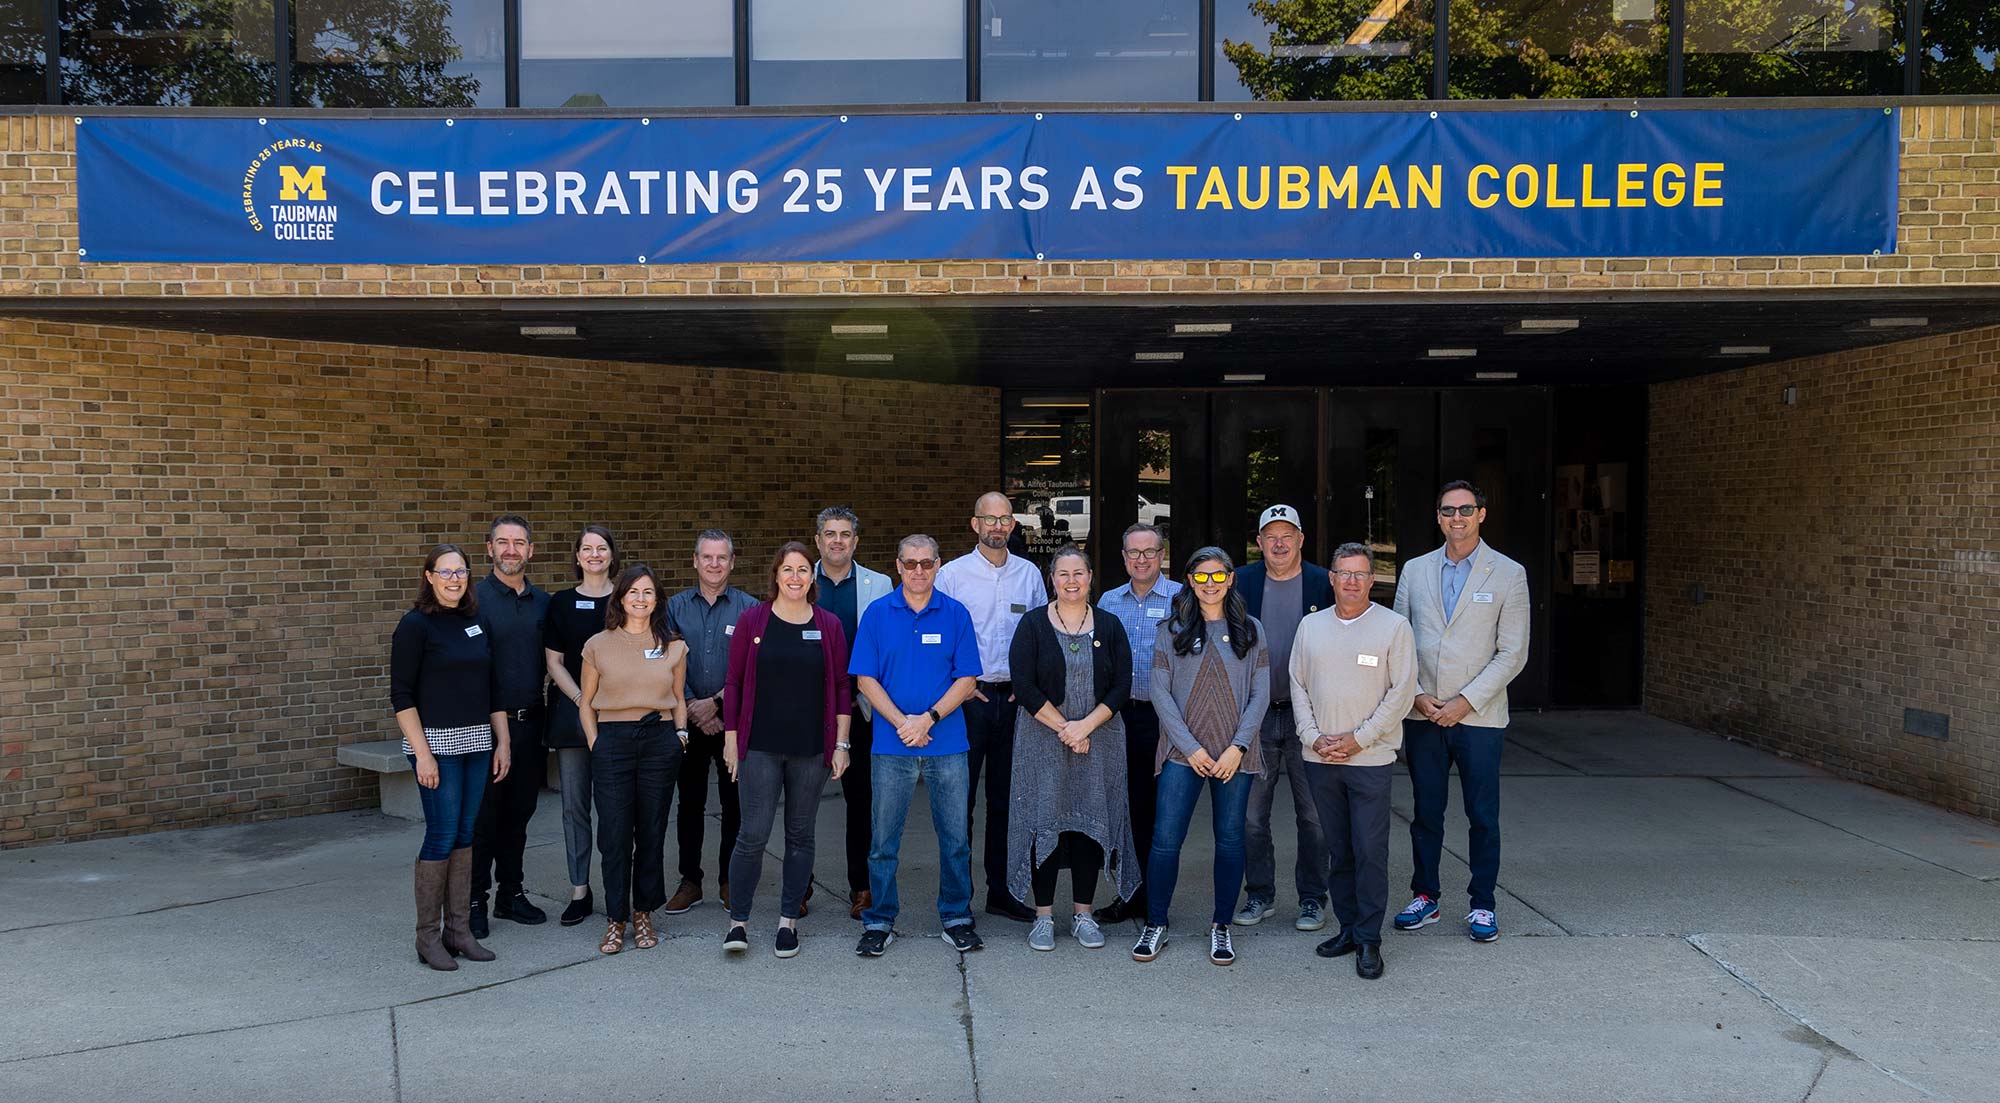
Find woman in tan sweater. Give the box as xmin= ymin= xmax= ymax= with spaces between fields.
xmin=579 ymin=564 xmax=688 ymax=954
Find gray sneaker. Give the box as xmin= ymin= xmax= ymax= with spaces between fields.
xmin=1028 ymin=914 xmax=1057 ymax=951
xmin=1295 ymin=897 xmax=1327 ymax=932
xmin=1234 ymin=897 xmax=1274 ymax=926
xmin=1072 ymin=913 xmax=1106 ymax=949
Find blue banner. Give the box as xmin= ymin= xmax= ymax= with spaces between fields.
xmin=76 ymin=109 xmax=1897 ymax=264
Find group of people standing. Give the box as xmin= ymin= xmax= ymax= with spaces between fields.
xmin=388 ymin=480 xmax=1528 ymax=978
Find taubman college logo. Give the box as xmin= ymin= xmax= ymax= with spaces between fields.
xmin=240 ymin=137 xmax=338 ymax=242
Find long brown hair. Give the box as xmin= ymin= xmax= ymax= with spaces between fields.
xmin=413 ymin=544 xmax=479 ymax=617
xmin=605 ymin=564 xmax=675 ymax=650
xmin=765 ymin=541 xmax=819 ymax=604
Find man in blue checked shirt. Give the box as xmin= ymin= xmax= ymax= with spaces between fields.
xmin=1094 ymin=522 xmax=1182 ymax=924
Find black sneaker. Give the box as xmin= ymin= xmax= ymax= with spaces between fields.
xmin=1131 ymin=925 xmax=1168 ymax=962
xmin=774 ymin=927 xmax=800 ymax=959
xmin=941 ymin=924 xmax=984 ymax=953
xmin=855 ymin=929 xmax=894 ymax=957
xmin=984 ymin=894 xmax=1036 ymax=922
xmin=1209 ymin=924 xmax=1236 ymax=966
xmin=559 ymin=890 xmax=594 ymax=927
xmin=493 ymin=887 xmax=548 ymax=925
xmin=469 ymin=895 xmax=490 ymax=940
xmin=724 ymin=924 xmax=749 ymax=953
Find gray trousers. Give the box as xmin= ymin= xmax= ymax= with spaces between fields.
xmin=726 ymin=750 xmax=831 ymax=923
xmin=1243 ymin=704 xmax=1328 ymax=904
xmin=556 ymin=747 xmax=594 ymax=888
xmin=1306 ymin=761 xmax=1394 ymax=943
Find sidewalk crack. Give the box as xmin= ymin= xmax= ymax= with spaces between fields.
xmin=0 ymin=881 xmax=327 ymax=935
xmin=958 ymin=958 xmax=983 ymax=1103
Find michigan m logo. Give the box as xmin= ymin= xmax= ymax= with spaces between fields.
xmin=279 ymin=164 xmax=328 ymax=201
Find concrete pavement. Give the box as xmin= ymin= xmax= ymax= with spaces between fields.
xmin=2 ymin=711 xmax=1994 ymax=1102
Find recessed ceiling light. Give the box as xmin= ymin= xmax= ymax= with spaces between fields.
xmin=1222 ymin=372 xmax=1266 ymax=382
xmin=844 ymin=352 xmax=894 ymax=363
xmin=1007 ymin=433 xmax=1060 ymax=440
xmin=831 ymin=323 xmax=889 ymax=336
xmin=1009 ymin=422 xmax=1059 ymax=429
xmin=1718 ymin=344 xmax=1771 ymax=356
xmin=1427 ymin=347 xmax=1477 ymax=359
xmin=1474 ymin=371 xmax=1519 ymax=380
xmin=1134 ymin=351 xmax=1185 ymax=362
xmin=1174 ymin=322 xmax=1233 ymax=336
xmin=1865 ymin=316 xmax=1928 ymax=328
xmin=1504 ymin=319 xmax=1579 ymax=335
xmin=519 ymin=325 xmax=578 ymax=339
xmin=1025 ymin=459 xmax=1061 ymax=466
xmin=1021 ymin=399 xmax=1090 ymax=408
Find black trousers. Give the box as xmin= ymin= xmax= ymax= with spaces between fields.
xmin=592 ymin=719 xmax=683 ymax=923
xmin=841 ymin=702 xmax=873 ymax=892
xmin=1119 ymin=700 xmax=1161 ymax=910
xmin=472 ymin=706 xmax=543 ymax=898
xmin=676 ymin=728 xmax=741 ymax=887
xmin=1031 ymin=832 xmax=1103 ymax=909
xmin=963 ymin=686 xmax=1018 ymax=901
xmin=1307 ymin=761 xmax=1394 ymax=944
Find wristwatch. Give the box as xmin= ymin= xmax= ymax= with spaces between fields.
xmin=925 ymin=707 xmax=942 ymax=724
xmin=835 ymin=741 xmax=852 ymax=751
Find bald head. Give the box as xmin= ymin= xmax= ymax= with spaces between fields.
xmin=971 ymin=491 xmax=1016 ymax=555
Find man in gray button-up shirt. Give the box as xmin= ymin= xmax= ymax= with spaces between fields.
xmin=663 ymin=529 xmax=758 ymax=913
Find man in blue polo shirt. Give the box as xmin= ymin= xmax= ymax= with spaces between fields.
xmin=848 ymin=534 xmax=984 ymax=957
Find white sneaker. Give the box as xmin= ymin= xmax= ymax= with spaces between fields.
xmin=1131 ymin=925 xmax=1168 ymax=962
xmin=1209 ymin=924 xmax=1236 ymax=966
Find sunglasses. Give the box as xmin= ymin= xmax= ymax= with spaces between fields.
xmin=899 ymin=558 xmax=940 ymax=571
xmin=1439 ymin=505 xmax=1481 ymax=517
xmin=1188 ymin=571 xmax=1232 ymax=585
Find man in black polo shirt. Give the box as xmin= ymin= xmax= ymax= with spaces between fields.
xmin=469 ymin=514 xmax=553 ymax=937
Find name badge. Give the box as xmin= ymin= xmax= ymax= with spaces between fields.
xmin=644 ymin=647 xmax=665 ymax=660
xmin=1356 ymin=654 xmax=1380 ymax=668
xmin=1146 ymin=607 xmax=1167 ymax=618
xmin=802 ymin=630 xmax=823 ymax=641
xmin=576 ymin=600 xmax=595 ymax=610
xmin=1472 ymin=592 xmax=1494 ymax=604
xmin=921 ymin=633 xmax=943 ymax=645
xmin=1009 ymin=602 xmax=1027 ymax=614
xmin=464 ymin=625 xmax=483 ymax=637
xmin=724 ymin=624 xmax=736 ymax=635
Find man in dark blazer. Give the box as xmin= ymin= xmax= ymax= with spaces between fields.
xmin=1232 ymin=504 xmax=1337 ymax=932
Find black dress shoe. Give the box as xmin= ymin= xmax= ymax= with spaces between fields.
xmin=560 ymin=890 xmax=594 ymax=927
xmin=1097 ymin=897 xmax=1143 ymax=924
xmin=493 ymin=886 xmax=548 ymax=925
xmin=984 ymin=894 xmax=1036 ymax=922
xmin=469 ymin=896 xmax=490 ymax=940
xmin=1315 ymin=931 xmax=1359 ymax=958
xmin=1355 ymin=942 xmax=1385 ymax=980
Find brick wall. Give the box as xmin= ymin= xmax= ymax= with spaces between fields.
xmin=0 ymin=318 xmax=999 ymax=847
xmin=1645 ymin=325 xmax=2000 ymax=820
xmin=3 ymin=105 xmax=1998 ymax=297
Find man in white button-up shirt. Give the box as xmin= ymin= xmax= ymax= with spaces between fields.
xmin=935 ymin=490 xmax=1048 ymax=921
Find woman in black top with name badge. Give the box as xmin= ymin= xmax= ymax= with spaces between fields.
xmin=390 ymin=544 xmax=513 ymax=971
xmin=543 ymin=524 xmax=620 ymax=926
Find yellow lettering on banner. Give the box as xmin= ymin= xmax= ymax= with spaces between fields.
xmin=1238 ymin=166 xmax=1271 ymax=210
xmin=1467 ymin=165 xmax=1500 ymax=209
xmin=1318 ymin=165 xmax=1358 ymax=209
xmin=1545 ymin=163 xmax=1575 ymax=208
xmin=1408 ymin=164 xmax=1442 ymax=209
xmin=279 ymin=164 xmax=327 ymax=201
xmin=1364 ymin=165 xmax=1401 ymax=209
xmin=1618 ymin=163 xmax=1647 ymax=208
xmin=1166 ymin=165 xmax=1196 ymax=210
xmin=1694 ymin=162 xmax=1724 ymax=207
xmin=1279 ymin=165 xmax=1309 ymax=210
xmin=1506 ymin=164 xmax=1538 ymax=208
xmin=1197 ymin=167 xmax=1233 ymax=210
xmin=1580 ymin=163 xmax=1611 ymax=208
xmin=1653 ymin=163 xmax=1685 ymax=206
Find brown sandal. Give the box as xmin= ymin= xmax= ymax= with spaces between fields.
xmin=632 ymin=910 xmax=658 ymax=950
xmin=599 ymin=919 xmax=626 ymax=955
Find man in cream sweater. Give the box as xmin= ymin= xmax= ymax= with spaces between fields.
xmin=1289 ymin=542 xmax=1416 ymax=980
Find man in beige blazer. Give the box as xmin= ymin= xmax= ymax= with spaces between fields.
xmin=1390 ymin=480 xmax=1530 ymax=942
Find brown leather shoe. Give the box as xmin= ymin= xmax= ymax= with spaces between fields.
xmin=849 ymin=890 xmax=872 ymax=920
xmin=663 ymin=879 xmax=702 ymax=914
xmin=441 ymin=847 xmax=496 ymax=962
xmin=799 ymin=883 xmax=813 ymax=917
xmin=414 ymin=859 xmax=457 ymax=971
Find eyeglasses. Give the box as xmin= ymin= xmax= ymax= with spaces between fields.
xmin=1121 ymin=548 xmax=1162 ymax=561
xmin=430 ymin=568 xmax=470 ymax=580
xmin=1187 ymin=571 xmax=1231 ymax=585
xmin=973 ymin=515 xmax=1013 ymax=527
xmin=899 ymin=558 xmax=940 ymax=571
xmin=1333 ymin=570 xmax=1373 ymax=582
xmin=1439 ymin=505 xmax=1481 ymax=517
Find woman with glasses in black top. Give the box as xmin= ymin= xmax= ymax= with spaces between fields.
xmin=542 ymin=524 xmax=621 ymax=926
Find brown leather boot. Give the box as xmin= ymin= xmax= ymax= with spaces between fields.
xmin=414 ymin=859 xmax=457 ymax=971
xmin=849 ymin=890 xmax=873 ymax=920
xmin=442 ymin=847 xmax=497 ymax=962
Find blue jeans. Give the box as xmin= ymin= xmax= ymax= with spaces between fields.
xmin=409 ymin=751 xmax=491 ymax=861
xmin=863 ymin=751 xmax=974 ymax=933
xmin=1404 ymin=720 xmax=1504 ymax=912
xmin=1147 ymin=761 xmax=1252 ymax=928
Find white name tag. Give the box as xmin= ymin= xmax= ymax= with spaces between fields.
xmin=1472 ymin=592 xmax=1494 ymax=604
xmin=1146 ymin=607 xmax=1167 ymax=618
xmin=644 ymin=647 xmax=665 ymax=660
xmin=802 ymin=630 xmax=823 ymax=641
xmin=1356 ymin=654 xmax=1380 ymax=667
xmin=576 ymin=600 xmax=595 ymax=610
xmin=724 ymin=624 xmax=735 ymax=635
xmin=921 ymin=633 xmax=943 ymax=645
xmin=464 ymin=625 xmax=483 ymax=637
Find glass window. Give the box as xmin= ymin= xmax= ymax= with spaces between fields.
xmin=1449 ymin=0 xmax=1666 ymax=99
xmin=1 ymin=0 xmax=43 ymax=103
xmin=293 ymin=0 xmax=503 ymax=108
xmin=1216 ymin=0 xmax=1432 ymax=102
xmin=982 ymin=0 xmax=1198 ymax=102
xmin=522 ymin=0 xmax=733 ymax=107
xmin=1005 ymin=393 xmax=1093 ymax=564
xmin=1921 ymin=1 xmax=2000 ymax=93
xmin=1135 ymin=431 xmax=1173 ymax=561
xmin=1685 ymin=0 xmax=1904 ymax=96
xmin=60 ymin=0 xmax=276 ymax=105
xmin=751 ymin=0 xmax=963 ymax=105
xmin=1242 ymin=425 xmax=1281 ymax=563
xmin=1362 ymin=428 xmax=1400 ymax=595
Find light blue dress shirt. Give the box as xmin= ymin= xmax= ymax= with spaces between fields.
xmin=1441 ymin=543 xmax=1480 ymax=620
xmin=1098 ymin=577 xmax=1184 ymax=702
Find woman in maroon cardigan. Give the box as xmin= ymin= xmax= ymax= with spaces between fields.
xmin=722 ymin=540 xmax=853 ymax=958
